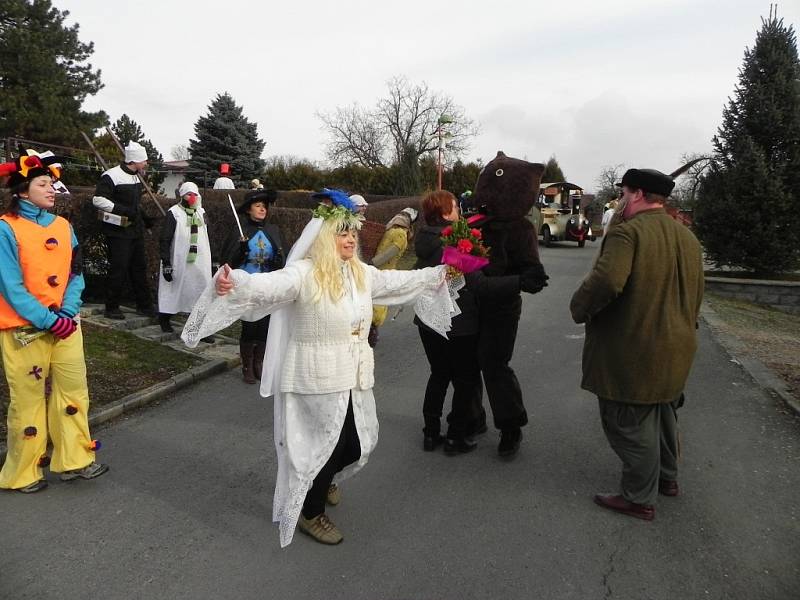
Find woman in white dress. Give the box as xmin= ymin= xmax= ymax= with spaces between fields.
xmin=182 ymin=194 xmax=456 ymax=547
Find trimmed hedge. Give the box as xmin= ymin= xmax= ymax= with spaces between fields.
xmin=0 ymin=188 xmax=422 ymax=305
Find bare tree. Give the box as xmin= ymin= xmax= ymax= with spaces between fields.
xmin=670 ymin=152 xmax=711 ymax=210
xmin=594 ymin=163 xmax=625 ymax=205
xmin=318 ymin=76 xmax=478 ymax=168
xmin=171 ymin=144 xmax=190 ymax=160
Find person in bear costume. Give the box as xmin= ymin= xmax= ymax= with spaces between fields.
xmin=469 ymin=151 xmax=549 ymax=456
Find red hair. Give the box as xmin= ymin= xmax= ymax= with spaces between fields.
xmin=421 ymin=190 xmax=456 ymax=225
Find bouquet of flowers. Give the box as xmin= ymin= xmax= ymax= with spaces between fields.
xmin=440 ymin=217 xmax=490 ymax=274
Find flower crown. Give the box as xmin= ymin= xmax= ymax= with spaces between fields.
xmin=312 ymin=203 xmax=364 ymax=231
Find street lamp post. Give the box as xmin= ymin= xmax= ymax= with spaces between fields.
xmin=436 ymin=114 xmax=454 ymax=191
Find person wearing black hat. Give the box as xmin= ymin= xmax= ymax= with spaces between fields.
xmin=569 ymin=167 xmax=704 ymax=522
xmin=222 ymin=189 xmax=286 ymax=384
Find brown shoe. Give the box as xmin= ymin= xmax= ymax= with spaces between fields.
xmin=658 ymin=479 xmax=680 ymax=497
xmin=326 ymin=484 xmax=341 ymax=506
xmin=298 ymin=513 xmax=343 ymax=545
xmin=593 ymin=494 xmax=655 ymax=521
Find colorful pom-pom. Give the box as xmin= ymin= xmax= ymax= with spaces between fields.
xmin=23 ymin=426 xmax=37 ymax=438
xmin=88 ymin=440 xmax=102 ymax=451
xmin=38 ymin=455 xmax=51 ymax=467
xmin=45 ymin=238 xmax=59 ymax=250
xmin=65 ymin=404 xmax=78 ymax=415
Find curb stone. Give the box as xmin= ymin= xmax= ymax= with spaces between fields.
xmin=700 ymin=302 xmax=800 ymax=417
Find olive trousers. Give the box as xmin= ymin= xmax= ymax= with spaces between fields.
xmin=598 ymin=396 xmax=682 ymax=506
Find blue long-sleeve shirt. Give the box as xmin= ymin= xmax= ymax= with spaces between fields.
xmin=0 ymin=199 xmax=85 ymax=330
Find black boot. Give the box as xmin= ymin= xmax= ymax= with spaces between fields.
xmin=159 ymin=313 xmax=174 ymax=333
xmin=423 ymin=416 xmax=444 ymax=451
xmin=240 ymin=341 xmax=257 ymax=384
xmin=252 ymin=341 xmax=266 ymax=379
xmin=444 ymin=435 xmax=478 ymax=455
xmin=498 ymin=428 xmax=522 ymax=457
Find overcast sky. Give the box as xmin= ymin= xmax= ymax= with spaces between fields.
xmin=65 ymin=0 xmax=798 ymax=192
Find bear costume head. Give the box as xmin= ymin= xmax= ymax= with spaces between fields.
xmin=473 ymin=152 xmax=545 ymax=220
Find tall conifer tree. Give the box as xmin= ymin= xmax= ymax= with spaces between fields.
xmin=187 ymin=93 xmax=266 ymax=185
xmin=695 ymin=12 xmax=800 ymax=274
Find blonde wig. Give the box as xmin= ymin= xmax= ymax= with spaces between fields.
xmin=308 ymin=215 xmax=367 ymax=303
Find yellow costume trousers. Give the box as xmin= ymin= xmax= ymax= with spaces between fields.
xmin=0 ymin=326 xmax=95 ymax=489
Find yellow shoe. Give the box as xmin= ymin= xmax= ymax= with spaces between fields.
xmin=298 ymin=513 xmax=343 ymax=545
xmin=326 ymin=484 xmax=341 ymax=506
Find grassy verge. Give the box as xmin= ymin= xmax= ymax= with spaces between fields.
xmin=1 ymin=322 xmax=204 ymax=436
xmin=705 ymin=293 xmax=800 ymax=400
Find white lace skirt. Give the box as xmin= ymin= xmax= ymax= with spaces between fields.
xmin=272 ymin=388 xmax=379 ymax=547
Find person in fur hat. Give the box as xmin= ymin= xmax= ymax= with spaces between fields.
xmin=157 ymin=182 xmax=215 ymax=338
xmin=470 ymin=152 xmax=550 ymax=457
xmin=181 ymin=189 xmax=458 ymax=547
xmin=0 ymin=151 xmax=108 ymax=493
xmin=222 ymin=189 xmax=285 ymax=384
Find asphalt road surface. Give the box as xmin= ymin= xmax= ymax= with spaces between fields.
xmin=2 ymin=242 xmax=799 ymax=600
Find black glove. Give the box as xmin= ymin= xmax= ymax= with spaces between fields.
xmin=520 ymin=263 xmax=549 ymax=294
xmin=162 ymin=265 xmax=173 ymax=282
xmin=367 ymin=324 xmax=379 ymax=348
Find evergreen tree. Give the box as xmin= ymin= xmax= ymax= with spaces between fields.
xmin=112 ymin=114 xmax=165 ymax=189
xmin=695 ymin=13 xmax=800 ymax=274
xmin=542 ymin=155 xmax=566 ymax=183
xmin=187 ymin=93 xmax=266 ymax=185
xmin=0 ymin=0 xmax=107 ymax=145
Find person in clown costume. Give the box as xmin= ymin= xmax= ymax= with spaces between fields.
xmin=0 ymin=151 xmax=108 ymax=493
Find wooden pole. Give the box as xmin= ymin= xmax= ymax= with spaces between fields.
xmin=105 ymin=126 xmax=166 ymax=216
xmin=80 ymin=131 xmax=109 ymax=171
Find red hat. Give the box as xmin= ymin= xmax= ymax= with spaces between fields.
xmin=219 ymin=163 xmax=231 ymax=175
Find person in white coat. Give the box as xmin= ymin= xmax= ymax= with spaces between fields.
xmin=182 ymin=192 xmax=457 ymax=547
xmin=158 ymin=182 xmax=214 ymax=337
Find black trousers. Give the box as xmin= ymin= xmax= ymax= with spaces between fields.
xmin=477 ymin=296 xmax=528 ymax=430
xmin=240 ymin=315 xmax=270 ymax=343
xmin=418 ymin=327 xmax=483 ymax=439
xmin=302 ymin=399 xmax=361 ymax=519
xmin=105 ymin=235 xmax=152 ymax=310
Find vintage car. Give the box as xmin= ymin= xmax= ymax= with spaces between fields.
xmin=536 ymin=182 xmax=595 ymax=247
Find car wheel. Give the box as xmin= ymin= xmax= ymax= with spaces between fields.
xmin=543 ymin=227 xmax=552 ymax=247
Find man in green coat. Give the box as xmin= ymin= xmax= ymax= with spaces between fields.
xmin=569 ymin=168 xmax=704 ymax=521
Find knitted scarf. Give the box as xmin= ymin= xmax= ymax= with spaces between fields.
xmin=180 ymin=205 xmax=202 ymax=263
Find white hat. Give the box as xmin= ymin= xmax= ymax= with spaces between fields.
xmin=349 ymin=194 xmax=368 ymax=207
xmin=178 ymin=181 xmax=199 ymax=197
xmin=401 ymin=207 xmax=418 ymax=222
xmin=124 ymin=141 xmax=148 ymax=163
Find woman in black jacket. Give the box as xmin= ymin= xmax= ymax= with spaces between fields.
xmin=223 ymin=190 xmax=286 ymax=384
xmin=414 ymin=190 xmax=486 ymax=454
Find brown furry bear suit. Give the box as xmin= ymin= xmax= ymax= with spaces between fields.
xmin=470 ymin=152 xmax=549 ymax=456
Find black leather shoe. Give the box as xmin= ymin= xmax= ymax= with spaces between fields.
xmin=136 ymin=306 xmax=157 ymax=317
xmin=444 ymin=436 xmax=478 ymax=455
xmin=423 ymin=434 xmax=445 ymax=452
xmin=498 ymin=428 xmax=522 ymax=457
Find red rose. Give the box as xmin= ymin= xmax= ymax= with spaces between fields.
xmin=441 ymin=226 xmax=453 ymax=236
xmin=470 ymin=228 xmax=482 ymax=239
xmin=457 ymin=239 xmax=474 ymax=253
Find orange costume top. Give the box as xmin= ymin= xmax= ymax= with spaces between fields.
xmin=0 ymin=213 xmax=71 ymax=329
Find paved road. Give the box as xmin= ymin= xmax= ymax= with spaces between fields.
xmin=2 ymin=243 xmax=799 ymax=600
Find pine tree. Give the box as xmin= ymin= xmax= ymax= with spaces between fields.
xmin=111 ymin=114 xmax=165 ymax=189
xmin=0 ymin=0 xmax=107 ymax=145
xmin=695 ymin=12 xmax=800 ymax=274
xmin=542 ymin=155 xmax=566 ymax=183
xmin=187 ymin=93 xmax=266 ymax=185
